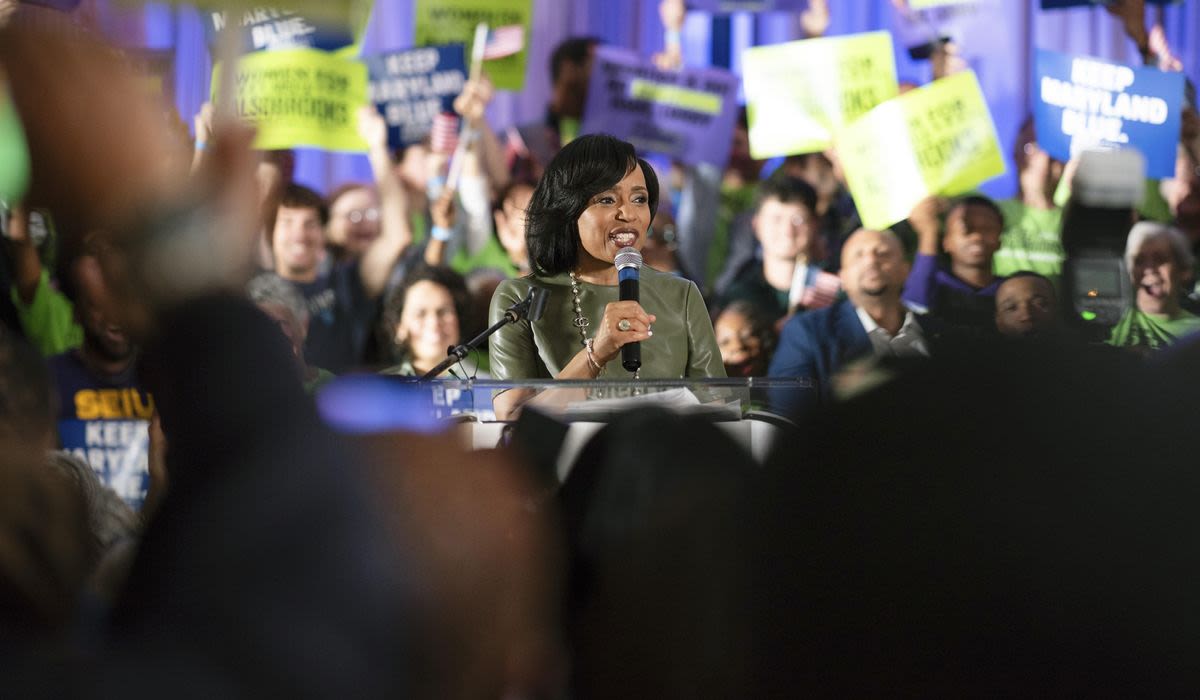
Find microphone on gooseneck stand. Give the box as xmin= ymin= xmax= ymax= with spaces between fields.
xmin=527 ymin=286 xmax=550 ymax=322
xmin=615 ymin=247 xmax=642 ymax=373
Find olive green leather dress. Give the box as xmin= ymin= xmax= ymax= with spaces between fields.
xmin=488 ymin=267 xmax=725 ymax=380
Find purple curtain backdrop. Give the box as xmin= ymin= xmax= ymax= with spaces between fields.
xmin=83 ymin=0 xmax=1200 ymax=198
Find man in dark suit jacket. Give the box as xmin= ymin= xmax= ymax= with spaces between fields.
xmin=769 ymin=228 xmax=933 ymax=415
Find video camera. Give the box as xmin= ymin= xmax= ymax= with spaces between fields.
xmin=1060 ymin=149 xmax=1144 ymax=339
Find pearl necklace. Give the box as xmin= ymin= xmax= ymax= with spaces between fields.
xmin=569 ymin=271 xmax=639 ymax=380
xmin=568 ymin=270 xmax=590 ymax=348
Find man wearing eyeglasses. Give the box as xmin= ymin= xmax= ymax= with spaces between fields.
xmin=326 ymin=183 xmax=381 ymax=261
xmin=719 ymin=175 xmax=839 ymax=325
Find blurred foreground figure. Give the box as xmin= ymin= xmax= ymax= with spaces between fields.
xmin=755 ymin=340 xmax=1200 ymax=695
xmin=559 ymin=408 xmax=755 ymax=698
xmin=2 ymin=22 xmax=413 ymax=698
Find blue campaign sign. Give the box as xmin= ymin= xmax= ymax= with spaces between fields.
xmin=1034 ymin=48 xmax=1185 ymax=179
xmin=204 ymin=8 xmax=356 ymax=54
xmin=1041 ymin=0 xmax=1179 ymax=8
xmin=686 ymin=0 xmax=806 ymax=11
xmin=365 ymin=45 xmax=468 ymax=150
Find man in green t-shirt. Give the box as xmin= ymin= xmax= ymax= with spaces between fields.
xmin=993 ymin=121 xmax=1066 ymax=281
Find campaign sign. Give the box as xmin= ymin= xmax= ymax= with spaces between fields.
xmin=579 ymin=47 xmax=739 ymax=168
xmin=204 ymin=7 xmax=358 ymax=55
xmin=743 ymin=31 xmax=898 ymax=158
xmin=23 ymin=0 xmax=83 ymax=10
xmin=1034 ymin=48 xmax=1184 ymax=179
xmin=213 ymin=48 xmax=369 ymax=152
xmin=837 ymin=71 xmax=1006 ymax=231
xmin=907 ymin=0 xmax=976 ymax=7
xmin=685 ymin=0 xmax=806 ymax=11
xmin=414 ymin=0 xmax=533 ymax=91
xmin=366 ymin=45 xmax=467 ymax=150
xmin=1041 ymin=0 xmax=1178 ymax=8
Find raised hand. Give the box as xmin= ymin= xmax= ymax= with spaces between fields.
xmin=1104 ymin=0 xmax=1149 ymax=60
xmin=908 ymin=195 xmax=945 ymax=255
xmin=356 ymin=105 xmax=388 ymax=152
xmin=453 ymin=76 xmax=495 ymax=128
xmin=658 ymin=0 xmax=685 ymax=32
xmin=800 ymin=0 xmax=831 ymax=39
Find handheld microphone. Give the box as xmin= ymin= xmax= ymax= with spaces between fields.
xmin=615 ymin=246 xmax=642 ymax=373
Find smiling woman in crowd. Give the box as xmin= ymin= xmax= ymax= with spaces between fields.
xmin=1108 ymin=221 xmax=1200 ymax=351
xmin=380 ymin=264 xmax=473 ymax=378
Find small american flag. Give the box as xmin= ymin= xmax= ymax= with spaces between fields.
xmin=430 ymin=112 xmax=460 ymax=155
xmin=799 ymin=270 xmax=841 ymax=310
xmin=481 ymin=25 xmax=524 ymax=60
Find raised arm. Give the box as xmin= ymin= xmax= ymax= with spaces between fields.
xmin=653 ymin=0 xmax=685 ymax=71
xmin=800 ymin=0 xmax=831 ymax=40
xmin=357 ymin=106 xmax=412 ymax=299
xmin=191 ymin=102 xmax=214 ymax=174
xmin=4 ymin=205 xmax=82 ymax=355
xmin=453 ymin=76 xmax=509 ymax=199
xmin=1104 ymin=0 xmax=1152 ymax=65
xmin=5 ymin=204 xmax=40 ymax=305
xmin=424 ymin=187 xmax=454 ymax=267
xmin=901 ymin=195 xmax=944 ymax=312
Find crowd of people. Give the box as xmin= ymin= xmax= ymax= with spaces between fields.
xmin=3 ymin=0 xmax=1200 ymax=695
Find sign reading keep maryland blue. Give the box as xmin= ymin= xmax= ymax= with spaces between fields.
xmin=204 ymin=7 xmax=357 ymax=54
xmin=1034 ymin=48 xmax=1185 ymax=179
xmin=365 ymin=45 xmax=467 ymax=150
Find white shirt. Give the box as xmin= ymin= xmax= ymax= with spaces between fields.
xmin=855 ymin=306 xmax=931 ymax=359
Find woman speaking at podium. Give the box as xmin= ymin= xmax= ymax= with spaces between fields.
xmin=489 ymin=134 xmax=723 ymax=418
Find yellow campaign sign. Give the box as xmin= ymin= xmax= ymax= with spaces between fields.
xmin=742 ymin=31 xmax=898 ymax=159
xmin=628 ymin=80 xmax=723 ymax=115
xmin=213 ymin=48 xmax=368 ymax=152
xmin=836 ymin=71 xmax=1006 ymax=231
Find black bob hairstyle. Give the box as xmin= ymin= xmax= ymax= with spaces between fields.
xmin=525 ymin=134 xmax=660 ymax=276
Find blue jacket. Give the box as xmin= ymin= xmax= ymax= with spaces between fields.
xmin=767 ymin=298 xmax=873 ymax=416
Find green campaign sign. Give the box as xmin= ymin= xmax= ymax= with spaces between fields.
xmin=213 ymin=48 xmax=368 ymax=152
xmin=742 ymin=31 xmax=898 ymax=158
xmin=836 ymin=71 xmax=1006 ymax=231
xmin=414 ymin=0 xmax=533 ymax=91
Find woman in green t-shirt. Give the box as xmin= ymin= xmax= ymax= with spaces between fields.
xmin=1108 ymin=222 xmax=1200 ymax=351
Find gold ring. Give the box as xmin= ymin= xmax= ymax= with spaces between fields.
xmin=617 ymin=319 xmax=632 ymax=332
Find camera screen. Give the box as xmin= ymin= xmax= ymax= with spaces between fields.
xmin=1075 ymin=261 xmax=1124 ymax=297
